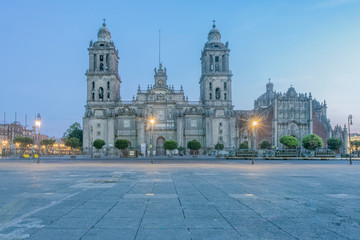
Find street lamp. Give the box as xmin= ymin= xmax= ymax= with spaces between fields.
xmin=252 ymin=121 xmax=258 ymax=164
xmin=35 ymin=117 xmax=41 ymax=163
xmin=348 ymin=114 xmax=353 ymax=165
xmin=149 ymin=118 xmax=155 ymax=164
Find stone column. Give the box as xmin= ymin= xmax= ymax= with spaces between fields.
xmin=309 ymin=99 xmax=313 ymax=134
xmin=274 ymin=99 xmax=278 ymax=147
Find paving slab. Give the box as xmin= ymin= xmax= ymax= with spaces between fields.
xmin=0 ymin=159 xmax=359 ymax=240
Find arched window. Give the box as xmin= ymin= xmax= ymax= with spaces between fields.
xmin=209 ymin=82 xmax=212 ymax=90
xmin=107 ymin=92 xmax=110 ymax=100
xmin=92 ymin=81 xmax=95 ymax=90
xmin=215 ymin=88 xmax=221 ymax=100
xmin=107 ymin=81 xmax=110 ymax=89
xmin=224 ymin=93 xmax=227 ymax=100
xmin=224 ymin=82 xmax=227 ymax=90
xmin=100 ymin=63 xmax=104 ymax=71
xmin=99 ymin=87 xmax=104 ymax=101
xmin=209 ymin=93 xmax=212 ymax=100
xmin=92 ymin=92 xmax=95 ymax=101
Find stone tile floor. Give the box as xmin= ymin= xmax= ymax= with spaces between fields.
xmin=0 ymin=158 xmax=359 ymax=239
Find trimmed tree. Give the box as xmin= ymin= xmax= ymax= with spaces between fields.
xmin=164 ymin=140 xmax=178 ymax=157
xmin=302 ymin=134 xmax=323 ymax=151
xmin=13 ymin=136 xmax=34 ymax=156
xmin=187 ymin=140 xmax=201 ymax=156
xmin=239 ymin=142 xmax=249 ymax=149
xmin=115 ymin=139 xmax=129 ymax=157
xmin=215 ymin=143 xmax=224 ymax=151
xmin=93 ymin=139 xmax=105 ymax=151
xmin=327 ymin=138 xmax=343 ymax=153
xmin=65 ymin=137 xmax=81 ymax=155
xmin=280 ymin=135 xmax=299 ymax=149
xmin=259 ymin=139 xmax=271 ymax=149
xmin=40 ymin=139 xmax=56 ymax=154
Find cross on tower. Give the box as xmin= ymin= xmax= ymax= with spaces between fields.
xmin=103 ymin=18 xmax=106 ymax=27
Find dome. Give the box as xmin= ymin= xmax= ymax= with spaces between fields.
xmin=207 ymin=21 xmax=221 ymax=43
xmin=286 ymin=86 xmax=297 ymax=98
xmin=97 ymin=21 xmax=111 ymax=43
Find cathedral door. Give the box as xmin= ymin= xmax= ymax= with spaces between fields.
xmin=156 ymin=137 xmax=165 ymax=156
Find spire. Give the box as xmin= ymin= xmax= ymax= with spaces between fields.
xmin=207 ymin=20 xmax=221 ymax=43
xmin=159 ymin=29 xmax=161 ymax=67
xmin=97 ymin=19 xmax=111 ymax=42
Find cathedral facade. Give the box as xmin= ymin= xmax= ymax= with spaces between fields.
xmin=83 ymin=22 xmax=237 ymax=155
xmin=83 ymin=21 xmax=341 ymax=155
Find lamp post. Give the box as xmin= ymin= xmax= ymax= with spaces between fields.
xmin=150 ymin=118 xmax=155 ymax=164
xmin=348 ymin=114 xmax=353 ymax=165
xmin=252 ymin=121 xmax=258 ymax=164
xmin=35 ymin=117 xmax=41 ymax=163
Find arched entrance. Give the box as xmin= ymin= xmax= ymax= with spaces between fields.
xmin=156 ymin=136 xmax=165 ymax=156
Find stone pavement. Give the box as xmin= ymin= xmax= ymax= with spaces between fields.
xmin=0 ymin=158 xmax=359 ymax=240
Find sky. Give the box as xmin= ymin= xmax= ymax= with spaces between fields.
xmin=1 ymin=0 xmax=360 ymax=138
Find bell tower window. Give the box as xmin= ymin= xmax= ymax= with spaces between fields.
xmin=92 ymin=92 xmax=95 ymax=101
xmin=100 ymin=63 xmax=104 ymax=71
xmin=209 ymin=93 xmax=212 ymax=100
xmin=224 ymin=82 xmax=227 ymax=90
xmin=224 ymin=93 xmax=227 ymax=100
xmin=215 ymin=88 xmax=221 ymax=100
xmin=209 ymin=82 xmax=212 ymax=90
xmin=99 ymin=87 xmax=104 ymax=101
xmin=107 ymin=92 xmax=110 ymax=100
xmin=92 ymin=81 xmax=95 ymax=90
xmin=107 ymin=81 xmax=110 ymax=89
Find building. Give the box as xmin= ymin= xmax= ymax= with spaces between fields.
xmin=83 ymin=21 xmax=237 ymax=155
xmin=236 ymin=80 xmax=334 ymax=149
xmin=83 ymin=21 xmax=345 ymax=156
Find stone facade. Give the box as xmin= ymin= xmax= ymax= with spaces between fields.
xmin=237 ymin=80 xmax=342 ymax=149
xmin=83 ymin=21 xmax=345 ymax=155
xmin=83 ymin=21 xmax=237 ymax=155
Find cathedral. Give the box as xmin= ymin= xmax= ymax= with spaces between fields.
xmin=83 ymin=21 xmax=341 ymax=156
xmin=83 ymin=21 xmax=236 ymax=155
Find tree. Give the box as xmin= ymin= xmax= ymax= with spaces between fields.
xmin=302 ymin=134 xmax=323 ymax=151
xmin=40 ymin=139 xmax=56 ymax=154
xmin=327 ymin=138 xmax=343 ymax=153
xmin=239 ymin=142 xmax=249 ymax=149
xmin=215 ymin=143 xmax=224 ymax=151
xmin=351 ymin=140 xmax=360 ymax=156
xmin=115 ymin=139 xmax=129 ymax=156
xmin=280 ymin=135 xmax=299 ymax=149
xmin=63 ymin=122 xmax=83 ymax=146
xmin=164 ymin=140 xmax=178 ymax=157
xmin=259 ymin=139 xmax=271 ymax=149
xmin=13 ymin=136 xmax=33 ymax=155
xmin=187 ymin=140 xmax=201 ymax=156
xmin=65 ymin=137 xmax=81 ymax=155
xmin=93 ymin=139 xmax=105 ymax=151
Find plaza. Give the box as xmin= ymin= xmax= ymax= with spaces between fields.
xmin=0 ymin=158 xmax=359 ymax=240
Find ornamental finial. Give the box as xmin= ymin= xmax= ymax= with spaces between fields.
xmin=212 ymin=20 xmax=216 ymax=28
xmin=103 ymin=18 xmax=106 ymax=27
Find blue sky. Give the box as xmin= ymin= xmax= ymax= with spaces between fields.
xmin=1 ymin=0 xmax=359 ymax=137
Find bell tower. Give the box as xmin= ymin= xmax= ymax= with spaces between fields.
xmin=200 ymin=21 xmax=232 ymax=106
xmin=86 ymin=20 xmax=121 ymax=103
